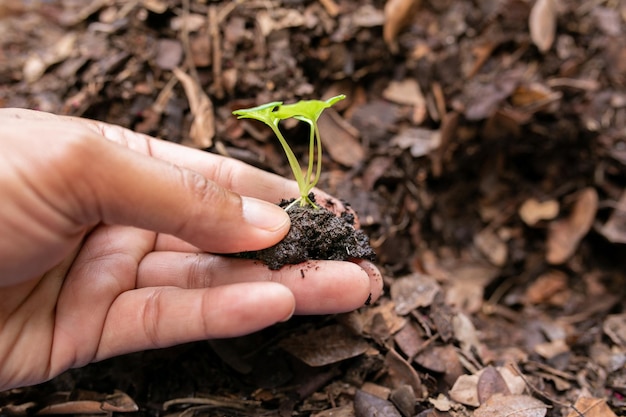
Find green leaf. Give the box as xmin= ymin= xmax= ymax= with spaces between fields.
xmin=273 ymin=94 xmax=345 ymax=122
xmin=232 ymin=101 xmax=283 ymax=126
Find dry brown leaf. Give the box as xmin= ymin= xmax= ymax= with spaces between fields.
xmin=534 ymin=339 xmax=569 ymax=359
xmin=445 ymin=262 xmax=499 ymax=313
xmin=342 ymin=298 xmax=407 ymax=337
xmin=278 ymin=324 xmax=370 ymax=367
xmin=390 ymin=273 xmax=440 ymax=315
xmin=529 ymin=0 xmax=557 ymax=53
xmin=382 ymin=79 xmax=427 ymax=123
xmin=477 ymin=366 xmax=511 ymax=404
xmin=384 ymin=348 xmax=423 ymax=395
xmin=23 ymin=32 xmax=77 ymax=83
xmin=603 ymin=314 xmax=626 ymax=346
xmin=519 ymin=198 xmax=559 ymax=226
xmin=449 ymin=374 xmax=480 ymax=407
xmin=173 ymin=67 xmax=215 ymax=148
xmin=546 ymin=187 xmax=598 ymax=264
xmin=393 ymin=321 xmax=424 ymax=358
xmin=524 ymin=270 xmax=568 ymax=304
xmin=383 ymin=0 xmax=420 ymax=52
xmin=312 ymin=405 xmax=355 ymax=417
xmin=390 ymin=128 xmax=441 ymax=158
xmin=566 ymin=397 xmax=617 ymax=417
xmin=474 ymin=228 xmax=508 ymax=267
xmin=317 ymin=108 xmax=364 ymax=167
xmin=354 ymin=389 xmax=402 ymax=417
xmin=474 ymin=394 xmax=547 ymax=417
xmin=452 ymin=313 xmax=481 ymax=354
xmin=597 ymin=190 xmax=626 ymax=243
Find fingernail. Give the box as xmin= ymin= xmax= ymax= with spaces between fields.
xmin=280 ymin=303 xmax=296 ymax=322
xmin=242 ymin=197 xmax=290 ymax=232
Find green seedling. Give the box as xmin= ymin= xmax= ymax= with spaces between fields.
xmin=233 ymin=94 xmax=345 ymax=210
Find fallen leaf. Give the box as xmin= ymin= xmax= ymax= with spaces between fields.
xmin=597 ymin=190 xmax=626 ymax=243
xmin=23 ymin=32 xmax=77 ymax=83
xmin=384 ymin=348 xmax=423 ymax=395
xmin=445 ymin=262 xmax=499 ymax=314
xmin=155 ymin=39 xmax=183 ymax=70
xmin=173 ymin=67 xmax=215 ymax=148
xmin=474 ymin=394 xmax=547 ymax=417
xmin=415 ymin=345 xmax=464 ymax=386
xmin=519 ymin=198 xmax=559 ymax=226
xmin=452 ymin=313 xmax=481 ymax=354
xmin=477 ymin=366 xmax=511 ymax=404
xmin=566 ymin=396 xmax=617 ymax=417
xmin=312 ymin=405 xmax=355 ymax=417
xmin=279 ymin=325 xmax=370 ymax=367
xmin=382 ymin=79 xmax=427 ymax=124
xmin=523 ymin=270 xmax=568 ymax=304
xmin=383 ymin=0 xmax=421 ymax=52
xmin=390 ymin=273 xmax=440 ymax=315
xmin=394 ymin=321 xmax=425 ymax=358
xmin=449 ymin=374 xmax=480 ymax=407
xmin=474 ymin=228 xmax=508 ymax=267
xmin=390 ymin=128 xmax=441 ymax=158
xmin=529 ymin=0 xmax=557 ymax=53
xmin=318 ymin=108 xmax=364 ymax=167
xmin=354 ymin=389 xmax=402 ymax=417
xmin=389 ymin=385 xmax=416 ymax=417
xmin=546 ymin=188 xmax=598 ymax=264
xmin=534 ymin=339 xmax=569 ymax=360
xmin=603 ymin=314 xmax=626 ymax=347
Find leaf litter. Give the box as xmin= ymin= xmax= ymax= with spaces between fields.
xmin=1 ymin=0 xmax=625 ymax=416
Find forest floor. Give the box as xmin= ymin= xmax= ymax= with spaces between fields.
xmin=0 ymin=0 xmax=625 ymax=416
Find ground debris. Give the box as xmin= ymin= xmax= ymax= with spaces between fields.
xmin=2 ymin=0 xmax=625 ymax=415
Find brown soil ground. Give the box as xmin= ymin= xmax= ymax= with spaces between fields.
xmin=1 ymin=1 xmax=625 ymax=416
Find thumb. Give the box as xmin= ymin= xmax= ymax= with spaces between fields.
xmin=75 ymin=135 xmax=291 ymax=253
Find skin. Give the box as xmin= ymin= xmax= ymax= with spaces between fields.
xmin=0 ymin=108 xmax=383 ymax=390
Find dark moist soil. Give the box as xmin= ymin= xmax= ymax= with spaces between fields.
xmin=236 ymin=195 xmax=376 ymax=270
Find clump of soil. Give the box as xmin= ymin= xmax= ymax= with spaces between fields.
xmin=237 ymin=195 xmax=376 ymax=270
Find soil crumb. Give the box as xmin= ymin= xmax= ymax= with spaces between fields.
xmin=237 ymin=197 xmax=376 ymax=270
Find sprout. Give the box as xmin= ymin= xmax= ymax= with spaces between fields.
xmin=233 ymin=95 xmax=345 ymax=209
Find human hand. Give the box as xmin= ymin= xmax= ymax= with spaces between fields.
xmin=0 ymin=108 xmax=382 ymax=390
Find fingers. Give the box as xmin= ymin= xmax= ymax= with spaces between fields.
xmin=94 ymin=282 xmax=295 ymax=360
xmin=136 ymin=252 xmax=383 ymax=314
xmin=69 ymin=135 xmax=290 ymax=254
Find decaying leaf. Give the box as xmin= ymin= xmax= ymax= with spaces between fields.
xmin=523 ymin=270 xmax=568 ymax=305
xmin=445 ymin=262 xmax=499 ymax=313
xmin=449 ymin=374 xmax=480 ymax=407
xmin=279 ymin=324 xmax=370 ymax=367
xmin=566 ymin=396 xmax=617 ymax=417
xmin=23 ymin=32 xmax=77 ymax=83
xmin=382 ymin=78 xmax=427 ymax=123
xmin=546 ymin=187 xmax=598 ymax=264
xmin=529 ymin=0 xmax=557 ymax=53
xmin=390 ymin=127 xmax=441 ymax=158
xmin=173 ymin=67 xmax=215 ymax=148
xmin=390 ymin=273 xmax=440 ymax=315
xmin=603 ymin=313 xmax=626 ymax=347
xmin=519 ymin=198 xmax=559 ymax=226
xmin=318 ymin=108 xmax=364 ymax=167
xmin=477 ymin=366 xmax=511 ymax=404
xmin=597 ymin=190 xmax=626 ymax=243
xmin=474 ymin=394 xmax=547 ymax=417
xmin=35 ymin=391 xmax=138 ymax=414
xmin=354 ymin=389 xmax=402 ymax=417
xmin=384 ymin=348 xmax=423 ymax=395
xmin=383 ymin=0 xmax=420 ymax=52
xmin=474 ymin=228 xmax=508 ymax=267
